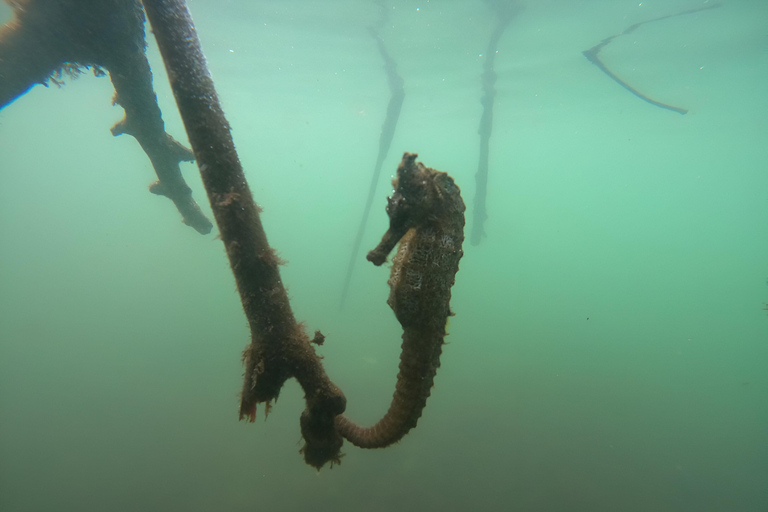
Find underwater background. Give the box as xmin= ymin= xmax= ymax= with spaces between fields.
xmin=1 ymin=0 xmax=766 ymax=510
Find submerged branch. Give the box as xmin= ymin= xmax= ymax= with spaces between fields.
xmin=0 ymin=0 xmax=212 ymax=233
xmin=339 ymin=5 xmax=405 ymax=309
xmin=471 ymin=2 xmax=520 ymax=246
xmin=582 ymin=3 xmax=721 ymax=115
xmin=142 ymin=0 xmax=346 ymax=468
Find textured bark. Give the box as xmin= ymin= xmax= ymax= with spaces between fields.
xmin=0 ymin=0 xmax=211 ymax=233
xmin=142 ymin=0 xmax=346 ymax=469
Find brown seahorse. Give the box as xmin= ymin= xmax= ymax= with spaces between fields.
xmin=335 ymin=152 xmax=465 ymax=448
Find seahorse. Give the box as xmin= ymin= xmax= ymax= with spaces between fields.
xmin=336 ymin=152 xmax=465 ymax=448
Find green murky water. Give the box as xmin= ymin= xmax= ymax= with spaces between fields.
xmin=1 ymin=1 xmax=766 ymax=510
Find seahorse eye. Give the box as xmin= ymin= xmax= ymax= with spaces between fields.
xmin=386 ymin=193 xmax=408 ymax=215
xmin=386 ymin=196 xmax=396 ymax=214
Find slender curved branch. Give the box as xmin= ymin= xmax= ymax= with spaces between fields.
xmin=582 ymin=3 xmax=721 ymax=115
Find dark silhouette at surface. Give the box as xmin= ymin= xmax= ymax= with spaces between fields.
xmin=583 ymin=3 xmax=721 ymax=115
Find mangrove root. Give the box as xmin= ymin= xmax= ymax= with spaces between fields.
xmin=471 ymin=0 xmax=522 ymax=246
xmin=0 ymin=0 xmax=212 ymax=233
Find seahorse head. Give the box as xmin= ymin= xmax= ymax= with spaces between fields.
xmin=368 ymin=152 xmax=464 ymax=266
